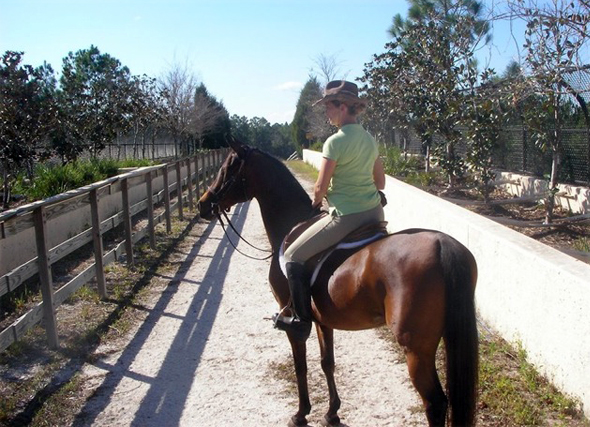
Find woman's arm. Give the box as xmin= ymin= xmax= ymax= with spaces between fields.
xmin=313 ymin=157 xmax=336 ymax=208
xmin=373 ymin=157 xmax=385 ymax=190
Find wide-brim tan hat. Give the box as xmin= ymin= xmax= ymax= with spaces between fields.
xmin=313 ymin=80 xmax=368 ymax=107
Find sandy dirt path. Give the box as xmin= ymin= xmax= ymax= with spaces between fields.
xmin=74 ymin=174 xmax=423 ymax=427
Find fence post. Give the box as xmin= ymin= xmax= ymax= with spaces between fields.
xmin=187 ymin=157 xmax=194 ymax=212
xmin=146 ymin=171 xmax=156 ymax=249
xmin=163 ymin=164 xmax=172 ymax=233
xmin=89 ymin=188 xmax=107 ymax=298
xmin=195 ymin=154 xmax=201 ymax=201
xmin=175 ymin=160 xmax=183 ymax=221
xmin=207 ymin=152 xmax=213 ymax=186
xmin=32 ymin=206 xmax=59 ymax=349
xmin=121 ymin=178 xmax=134 ymax=266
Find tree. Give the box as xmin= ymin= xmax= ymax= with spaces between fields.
xmin=127 ymin=74 xmax=167 ymax=159
xmin=0 ymin=51 xmax=56 ymax=208
xmin=270 ymin=123 xmax=296 ymax=158
xmin=192 ymin=83 xmax=230 ymax=150
xmin=291 ymin=77 xmax=325 ymax=149
xmin=506 ymin=0 xmax=590 ymax=222
xmin=364 ymin=21 xmax=466 ymax=184
xmin=462 ymin=70 xmax=505 ymax=202
xmin=230 ymin=115 xmax=253 ymax=144
xmin=310 ymin=53 xmax=347 ymax=84
xmin=364 ymin=0 xmax=494 ymax=186
xmin=57 ymin=45 xmax=133 ymax=160
xmin=389 ymin=0 xmax=491 ymax=46
xmin=229 ymin=116 xmax=293 ymax=159
xmin=158 ymin=61 xmax=199 ymax=157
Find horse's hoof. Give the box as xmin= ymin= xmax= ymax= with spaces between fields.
xmin=321 ymin=414 xmax=341 ymax=426
xmin=288 ymin=414 xmax=308 ymax=427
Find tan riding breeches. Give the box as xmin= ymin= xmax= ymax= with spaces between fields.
xmin=283 ymin=204 xmax=385 ymax=264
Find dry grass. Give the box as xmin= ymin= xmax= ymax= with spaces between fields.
xmin=0 ymin=213 xmax=200 ymax=427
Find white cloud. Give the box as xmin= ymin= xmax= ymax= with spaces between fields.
xmin=273 ymin=81 xmax=303 ymax=91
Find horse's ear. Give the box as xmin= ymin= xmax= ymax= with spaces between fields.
xmin=228 ymin=135 xmax=248 ymax=159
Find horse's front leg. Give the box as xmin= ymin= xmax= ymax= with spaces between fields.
xmin=288 ymin=336 xmax=311 ymax=427
xmin=317 ymin=325 xmax=341 ymax=426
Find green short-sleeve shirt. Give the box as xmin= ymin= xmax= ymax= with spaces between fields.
xmin=322 ymin=124 xmax=381 ymax=216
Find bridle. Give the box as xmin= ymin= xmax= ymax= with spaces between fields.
xmin=206 ymin=148 xmax=274 ymax=261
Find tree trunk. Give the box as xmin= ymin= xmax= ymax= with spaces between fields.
xmin=2 ymin=168 xmax=10 ymax=209
xmin=545 ymin=98 xmax=562 ymax=224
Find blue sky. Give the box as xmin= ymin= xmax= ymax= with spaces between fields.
xmin=1 ymin=0 xmax=523 ymax=124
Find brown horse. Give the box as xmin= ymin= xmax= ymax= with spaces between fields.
xmin=197 ymin=138 xmax=478 ymax=427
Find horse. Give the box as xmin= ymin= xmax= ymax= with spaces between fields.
xmin=197 ymin=137 xmax=479 ymax=427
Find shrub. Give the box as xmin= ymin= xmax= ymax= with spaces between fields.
xmin=13 ymin=159 xmax=156 ymax=201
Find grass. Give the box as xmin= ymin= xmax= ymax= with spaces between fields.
xmin=376 ymin=325 xmax=588 ymax=426
xmin=276 ymin=160 xmax=589 ymax=426
xmin=573 ymin=236 xmax=590 ymax=252
xmin=477 ymin=332 xmax=587 ymax=426
xmin=286 ymin=158 xmax=319 ymax=178
xmin=0 ymin=211 xmax=199 ymax=426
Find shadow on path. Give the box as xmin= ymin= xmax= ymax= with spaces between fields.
xmin=74 ymin=202 xmax=250 ymax=426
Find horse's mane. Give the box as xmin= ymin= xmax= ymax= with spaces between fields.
xmin=252 ymin=148 xmax=312 ymax=207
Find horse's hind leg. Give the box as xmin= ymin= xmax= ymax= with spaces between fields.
xmin=406 ymin=349 xmax=448 ymax=426
xmin=316 ymin=325 xmax=341 ymax=426
xmin=288 ymin=336 xmax=312 ymax=426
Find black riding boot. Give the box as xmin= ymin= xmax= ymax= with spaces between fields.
xmin=273 ymin=262 xmax=313 ymax=341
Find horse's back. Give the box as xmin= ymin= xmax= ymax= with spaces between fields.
xmin=312 ymin=229 xmax=476 ymax=333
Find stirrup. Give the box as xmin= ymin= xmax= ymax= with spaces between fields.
xmin=272 ymin=312 xmax=311 ymax=341
xmin=272 ymin=312 xmax=299 ymax=328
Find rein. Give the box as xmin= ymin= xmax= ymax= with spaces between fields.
xmin=209 ymin=147 xmax=274 ymax=261
xmin=217 ymin=209 xmax=274 ymax=261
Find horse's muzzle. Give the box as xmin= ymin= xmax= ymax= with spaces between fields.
xmin=197 ymin=199 xmax=216 ymax=220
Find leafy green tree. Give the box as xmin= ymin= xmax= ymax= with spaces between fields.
xmin=0 ymin=51 xmax=56 ymax=208
xmin=389 ymin=0 xmax=490 ymax=44
xmin=249 ymin=117 xmax=273 ymax=153
xmin=230 ymin=115 xmax=253 ymax=144
xmin=364 ymin=21 xmax=466 ymax=184
xmin=229 ymin=116 xmax=293 ymax=158
xmin=56 ymin=45 xmax=133 ymax=161
xmin=463 ymin=70 xmax=505 ymax=202
xmin=270 ymin=123 xmax=296 ymax=158
xmin=193 ymin=83 xmax=231 ymax=150
xmin=127 ymin=74 xmax=165 ymax=159
xmin=291 ymin=77 xmax=323 ymax=149
xmin=507 ymin=0 xmax=590 ymax=222
xmin=364 ymin=0 xmax=494 ymax=186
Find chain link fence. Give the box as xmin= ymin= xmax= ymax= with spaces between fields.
xmin=388 ymin=126 xmax=590 ymax=186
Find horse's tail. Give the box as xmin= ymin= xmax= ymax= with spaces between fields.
xmin=440 ymin=236 xmax=479 ymax=426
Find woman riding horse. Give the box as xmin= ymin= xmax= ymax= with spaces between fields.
xmin=197 ymin=103 xmax=479 ymax=426
xmin=274 ymin=80 xmax=386 ymax=342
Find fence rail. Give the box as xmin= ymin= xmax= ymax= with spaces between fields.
xmin=0 ymin=149 xmax=228 ymax=352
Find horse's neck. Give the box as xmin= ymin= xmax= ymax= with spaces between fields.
xmin=257 ymin=197 xmax=309 ymax=250
xmin=249 ymin=159 xmax=312 ymax=250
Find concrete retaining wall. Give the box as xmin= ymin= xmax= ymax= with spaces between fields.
xmin=303 ymin=149 xmax=590 ymax=417
xmin=496 ymin=171 xmax=590 ymax=215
